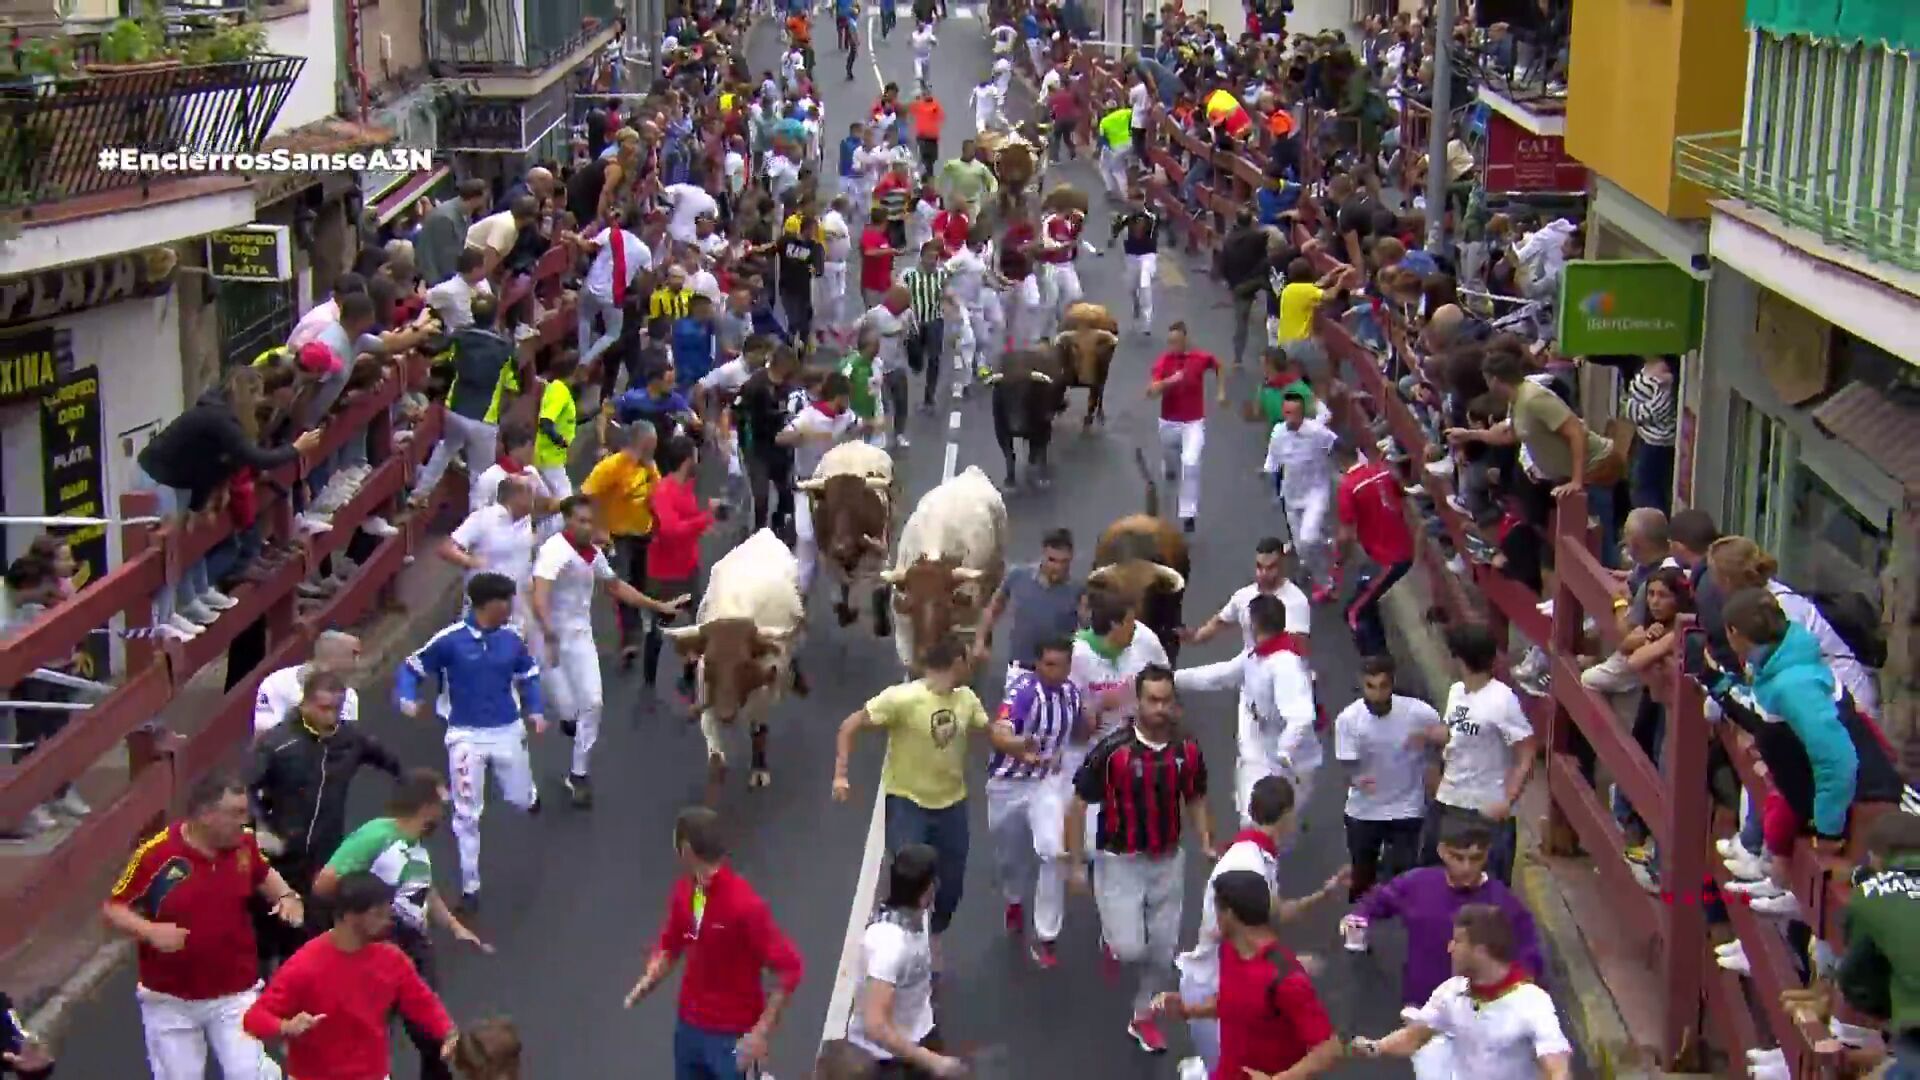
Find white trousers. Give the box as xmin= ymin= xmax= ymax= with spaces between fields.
xmin=1178 ymin=968 xmax=1221 ymax=1072
xmin=1093 ymin=849 xmax=1185 ymax=1015
xmin=1157 ymin=418 xmax=1205 ymax=520
xmin=954 ymin=302 xmax=990 ymax=373
xmin=543 ymin=626 xmax=604 ymax=777
xmin=914 ymin=55 xmax=930 ymax=86
xmin=1235 ymin=703 xmax=1316 ymax=833
xmin=1124 ymin=253 xmax=1157 ymax=330
xmin=137 ymin=982 xmax=280 ymax=1080
xmin=1412 ymin=1033 xmax=1456 ymax=1078
xmin=1284 ymin=491 xmax=1332 ymax=587
xmin=414 ymin=411 xmax=498 ymax=499
xmin=447 ymin=724 xmax=536 ymax=894
xmin=1098 ymin=146 xmax=1129 ymax=196
xmin=538 ymin=466 xmax=572 ymax=500
xmin=985 ymin=776 xmax=1069 ymax=942
xmin=1040 ymin=262 xmax=1083 ymax=329
xmin=795 ymin=495 xmax=819 ymax=594
xmin=820 ymin=260 xmax=850 ymax=328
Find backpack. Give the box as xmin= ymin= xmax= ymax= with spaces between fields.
xmin=1808 ymin=589 xmax=1887 ymax=669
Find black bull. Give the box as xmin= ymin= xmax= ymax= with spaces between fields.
xmin=986 ymin=349 xmax=1068 ymax=487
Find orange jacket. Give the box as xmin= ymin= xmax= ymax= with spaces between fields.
xmin=908 ymin=98 xmax=944 ymax=139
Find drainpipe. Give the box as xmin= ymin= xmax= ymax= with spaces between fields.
xmin=342 ymin=0 xmax=371 ymax=120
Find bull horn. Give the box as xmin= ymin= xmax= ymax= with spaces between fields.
xmin=755 ymin=627 xmax=793 ymax=645
xmin=1051 ymin=332 xmax=1073 ymax=348
xmin=1029 ymin=371 xmax=1054 ymax=384
xmin=983 ymin=373 xmax=1004 ymax=385
xmin=661 ymin=625 xmax=702 ymax=642
xmin=864 ymin=533 xmax=887 ymax=551
xmin=1092 ymin=330 xmax=1119 ymax=347
xmin=1151 ymin=564 xmax=1187 ymax=593
xmin=795 ymin=478 xmax=826 ymax=492
xmin=880 ymin=568 xmax=905 ymax=584
xmin=952 ymin=567 xmax=985 ymax=582
xmin=864 ymin=475 xmax=891 ymax=490
xmin=1086 ymin=565 xmax=1112 ymax=586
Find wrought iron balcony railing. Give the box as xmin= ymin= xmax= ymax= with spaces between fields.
xmin=0 ymin=54 xmax=305 ymax=210
xmin=424 ymin=0 xmax=618 ymax=75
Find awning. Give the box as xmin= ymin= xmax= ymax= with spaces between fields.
xmin=252 ymin=118 xmax=398 ymax=206
xmin=373 ymin=166 xmax=452 ymax=225
xmin=1810 ymin=382 xmax=1920 ymax=499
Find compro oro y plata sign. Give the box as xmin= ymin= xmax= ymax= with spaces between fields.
xmin=1556 ymin=260 xmax=1705 ymax=357
xmin=207 ymin=224 xmax=294 ymax=282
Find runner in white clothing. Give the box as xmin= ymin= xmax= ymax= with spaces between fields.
xmin=440 ymin=476 xmax=540 ymax=632
xmin=968 ymin=76 xmax=1005 ymax=136
xmin=1173 ymin=593 xmax=1320 ymax=822
xmin=252 ymin=631 xmax=363 ymax=733
xmin=530 ymin=497 xmax=690 ymax=807
xmin=941 ymin=236 xmax=993 ymax=377
xmin=1186 ymin=536 xmax=1314 ymax=647
xmin=818 ymin=196 xmax=856 ymax=333
xmin=911 ymin=22 xmax=937 ymax=89
xmin=1262 ymin=395 xmax=1340 ymax=600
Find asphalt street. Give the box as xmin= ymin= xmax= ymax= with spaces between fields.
xmin=59 ymin=13 xmax=1443 ymax=1079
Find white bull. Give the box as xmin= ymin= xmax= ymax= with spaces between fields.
xmin=795 ymin=441 xmax=897 ymax=631
xmin=882 ymin=466 xmax=1009 ymax=671
xmin=664 ymin=529 xmax=805 ymax=789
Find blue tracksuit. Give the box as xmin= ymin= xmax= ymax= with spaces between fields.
xmin=396 ymin=616 xmax=544 ymax=729
xmin=1745 ymin=622 xmax=1859 ymax=837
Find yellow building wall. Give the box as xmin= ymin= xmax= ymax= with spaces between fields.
xmin=1566 ymin=0 xmax=1749 ymax=219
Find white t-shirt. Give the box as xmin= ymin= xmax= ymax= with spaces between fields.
xmin=1217 ymin=580 xmax=1312 ymax=648
xmin=584 ymin=229 xmax=651 ymax=302
xmin=784 ymin=403 xmax=859 ymax=477
xmin=531 ymin=533 xmax=617 ymax=630
xmin=723 ymin=150 xmax=747 ymax=196
xmin=450 ymin=503 xmax=536 ymax=592
xmin=846 ymin=917 xmax=936 ymax=1060
xmin=1434 ymin=680 xmax=1533 ymax=813
xmin=1069 ymin=625 xmax=1169 ymax=741
xmin=1334 ymin=694 xmax=1439 ymax=821
xmin=969 ymin=85 xmax=1002 ymax=130
xmin=1263 ymin=419 xmax=1339 ymax=502
xmin=1175 ymin=836 xmax=1279 ymax=986
xmin=465 ymin=211 xmax=520 ymax=257
xmin=1412 ymin=976 xmax=1571 ymax=1080
xmin=1128 ymin=81 xmax=1151 ymax=118
xmin=857 ymin=304 xmax=911 ymax=374
xmin=911 ymin=25 xmax=937 ymax=58
xmin=820 ymin=210 xmax=853 ymax=263
xmin=254 ymin=664 xmax=361 ymax=733
xmin=423 ymin=276 xmax=492 ymax=331
xmin=942 ymin=247 xmax=989 ymax=306
xmin=905 ymin=199 xmax=940 ymax=255
xmin=470 ymin=464 xmax=557 ymax=517
xmin=287 ymin=299 xmax=340 ymax=350
xmin=663 ymin=184 xmax=719 ymax=243
xmin=763 ymin=154 xmax=801 ymax=200
xmin=698 ymin=357 xmax=755 ymax=399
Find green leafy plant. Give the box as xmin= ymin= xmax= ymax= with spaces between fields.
xmin=96 ymin=17 xmax=164 ymax=64
xmin=13 ymin=36 xmax=79 ymax=78
xmin=183 ymin=21 xmax=266 ymax=64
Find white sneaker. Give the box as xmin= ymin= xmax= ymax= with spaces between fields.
xmin=1714 ymin=939 xmax=1743 ymax=957
xmin=179 ymin=600 xmax=219 ymax=626
xmin=1723 ymin=877 xmax=1784 ymax=897
xmin=298 ymin=513 xmax=334 ymax=535
xmin=1425 ymin=457 xmax=1456 ymax=478
xmin=1406 ymin=482 xmax=1426 ymax=496
xmin=1750 ymin=1063 xmax=1789 ymax=1080
xmin=28 ymin=805 xmax=59 ymax=833
xmin=54 ymin=789 xmax=91 ymax=817
xmin=361 ymin=515 xmax=400 ymax=537
xmin=1724 ymin=848 xmax=1769 ymax=881
xmin=165 ymin=614 xmax=204 ymax=638
xmin=1716 ymin=942 xmax=1750 ymax=974
xmin=1748 ymin=1048 xmax=1785 ymax=1066
xmin=344 ymin=463 xmax=372 ymax=480
xmin=1750 ymin=891 xmax=1802 ymax=918
xmin=1536 ymin=598 xmax=1555 ymax=618
xmin=199 ymin=589 xmax=239 ymax=610
xmin=1446 ymin=554 xmax=1469 ymax=576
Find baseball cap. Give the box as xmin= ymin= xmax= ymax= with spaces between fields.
xmin=296 ymin=342 xmax=340 ymax=375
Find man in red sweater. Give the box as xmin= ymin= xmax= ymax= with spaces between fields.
xmin=642 ymin=433 xmax=721 ymax=697
xmin=1147 ymin=321 xmax=1227 ymax=532
xmin=1334 ymin=441 xmax=1415 ymax=658
xmin=244 ymin=872 xmax=458 ymax=1080
xmin=624 ymin=806 xmax=804 ymax=1078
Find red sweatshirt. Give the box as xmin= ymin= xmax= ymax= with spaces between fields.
xmin=1336 ymin=460 xmax=1415 ymax=566
xmin=646 ymin=473 xmax=713 ymax=581
xmin=656 ymin=863 xmax=804 ymax=1035
xmin=243 ymin=933 xmax=454 ymax=1080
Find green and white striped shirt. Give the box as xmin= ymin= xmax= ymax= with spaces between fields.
xmin=901 ymin=267 xmax=950 ymax=324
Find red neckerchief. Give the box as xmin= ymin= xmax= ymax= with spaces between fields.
xmin=1265 ymin=374 xmax=1291 ymax=390
xmin=812 ymin=398 xmax=842 ymax=418
xmin=566 ymin=533 xmax=599 ymax=565
xmin=1231 ymin=827 xmax=1278 ymax=858
xmin=1253 ymin=633 xmax=1306 ymax=657
xmin=1468 ymin=964 xmax=1532 ymax=1005
xmin=611 ymin=227 xmax=629 ymax=306
xmin=496 ymin=455 xmax=527 ymax=474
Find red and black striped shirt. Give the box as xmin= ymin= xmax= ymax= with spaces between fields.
xmin=1072 ymin=727 xmax=1208 ymax=857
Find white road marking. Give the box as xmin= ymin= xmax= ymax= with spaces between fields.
xmin=821 ymin=783 xmax=887 ymax=1043
xmin=942 ymin=439 xmax=960 ymax=480
xmin=948 ymin=410 xmax=962 ymax=430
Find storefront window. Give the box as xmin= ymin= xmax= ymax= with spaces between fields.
xmin=1725 ymin=396 xmax=1889 ymax=603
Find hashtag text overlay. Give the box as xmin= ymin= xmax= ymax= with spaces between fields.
xmin=98 ymin=147 xmax=434 ymax=175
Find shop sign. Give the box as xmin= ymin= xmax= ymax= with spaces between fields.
xmin=1557 ymin=260 xmax=1705 ymax=357
xmin=207 ymin=225 xmax=295 ymax=283
xmin=40 ymin=366 xmax=110 ymax=677
xmin=0 ymin=325 xmax=75 ymax=407
xmin=1483 ymin=112 xmax=1589 ymax=193
xmin=438 ymin=79 xmax=572 ymax=153
xmin=0 ymin=250 xmax=176 ymax=329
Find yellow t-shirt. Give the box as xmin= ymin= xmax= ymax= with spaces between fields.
xmin=534 ymin=380 xmax=576 ymax=470
xmin=465 ymin=211 xmax=519 ymax=257
xmin=865 ymin=681 xmax=989 ymax=810
xmin=649 ymin=287 xmax=693 ymax=323
xmin=1277 ymin=282 xmax=1326 ymax=343
xmin=579 ymin=452 xmax=660 ymax=537
xmin=782 ymin=214 xmax=826 ymax=242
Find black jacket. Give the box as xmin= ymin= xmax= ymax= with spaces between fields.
xmin=249 ymin=719 xmax=401 ymax=873
xmin=137 ymin=390 xmax=301 ymax=511
xmin=0 ymin=993 xmax=51 ymax=1079
xmin=1218 ymin=227 xmax=1273 ymax=291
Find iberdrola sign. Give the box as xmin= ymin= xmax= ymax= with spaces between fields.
xmin=1556 ymin=260 xmax=1706 ymax=357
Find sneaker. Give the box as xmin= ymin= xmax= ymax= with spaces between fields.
xmin=1750 ymin=891 xmax=1801 ymax=918
xmin=1717 ymin=942 xmax=1750 ymax=975
xmin=297 ymin=512 xmax=333 ymax=535
xmin=1750 ymin=1064 xmax=1789 ymax=1080
xmin=1425 ymin=457 xmax=1455 ymax=478
xmin=894 ymin=434 xmax=911 ymax=449
xmin=1445 ymin=553 xmax=1470 ymax=577
xmin=565 ymin=773 xmax=593 ymax=808
xmin=1004 ymin=902 xmax=1024 ymax=935
xmin=179 ymin=600 xmax=219 ymax=625
xmin=1623 ymin=842 xmax=1654 ymax=865
xmin=164 ymin=614 xmax=204 ymax=639
xmin=1446 ymin=494 xmax=1471 ymax=516
xmin=1536 ymin=598 xmax=1555 ymax=618
xmin=1030 ymin=939 xmax=1058 ymax=969
xmin=362 ymin=515 xmax=400 ymax=538
xmin=296 ymin=579 xmax=335 ymax=600
xmin=199 ymin=589 xmax=239 ymax=610
xmin=1405 ymin=482 xmax=1427 ymax=497
xmin=28 ymin=805 xmax=59 ymax=832
xmin=1748 ymin=1048 xmax=1785 ymax=1067
xmin=1723 ymin=848 xmax=1769 ymax=883
xmin=1516 ymin=670 xmax=1551 ymax=697
xmin=1723 ymin=877 xmax=1784 ymax=897
xmin=1127 ymin=1014 xmax=1169 ymax=1054
xmin=54 ymin=789 xmax=91 ymax=818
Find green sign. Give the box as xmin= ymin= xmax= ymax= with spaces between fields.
xmin=1556 ymin=260 xmax=1706 ymax=357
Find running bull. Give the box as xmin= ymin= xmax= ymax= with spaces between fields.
xmin=664 ymin=529 xmax=805 ymax=793
xmin=985 ymin=348 xmax=1065 ymax=489
xmin=1053 ymin=301 xmax=1119 ymax=429
xmin=882 ymin=466 xmax=1009 ymax=673
xmin=794 ymin=440 xmax=896 ymax=633
xmin=1089 ymin=448 xmax=1191 ymax=664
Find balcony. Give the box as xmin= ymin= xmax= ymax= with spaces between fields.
xmin=424 ymin=0 xmax=619 ymax=77
xmin=1674 ymin=30 xmax=1920 ymax=276
xmin=0 ymin=55 xmax=305 ymax=212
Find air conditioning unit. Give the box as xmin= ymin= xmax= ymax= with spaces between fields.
xmin=426 ymin=0 xmax=525 ymax=69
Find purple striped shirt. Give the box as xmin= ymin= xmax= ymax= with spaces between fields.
xmin=989 ymin=672 xmax=1081 ymax=781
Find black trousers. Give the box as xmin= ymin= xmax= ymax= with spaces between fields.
xmin=1344 ymin=814 xmax=1423 ymax=902
xmin=782 ymin=290 xmax=815 ymax=343
xmin=612 ymin=534 xmax=652 ymax=648
xmin=1344 ymin=559 xmax=1412 ymax=659
xmin=642 ymin=573 xmax=702 ymax=689
xmin=916 ymin=136 xmax=939 ymax=179
xmin=747 ymin=451 xmax=795 ymax=539
xmin=394 ymin=923 xmax=454 ymax=1080
xmin=906 ymin=316 xmax=944 ymax=405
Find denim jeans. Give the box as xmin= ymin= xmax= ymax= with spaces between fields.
xmin=1885 ymin=1031 xmax=1920 ymax=1080
xmin=133 ymin=467 xmax=210 ymax=622
xmin=206 ymin=523 xmax=263 ymax=586
xmin=885 ymin=795 xmax=969 ymax=934
xmin=1631 ymin=442 xmax=1674 ymax=515
xmin=579 ymin=289 xmax=625 ymax=369
xmin=673 ymin=1021 xmax=745 ymax=1080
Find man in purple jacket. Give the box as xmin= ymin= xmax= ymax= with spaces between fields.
xmin=1344 ymin=816 xmax=1543 ymax=1005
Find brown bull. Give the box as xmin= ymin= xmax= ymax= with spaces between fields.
xmin=1052 ymin=302 xmax=1119 ymax=429
xmin=795 ymin=471 xmax=893 ymax=632
xmin=1089 ymin=448 xmax=1191 ymax=664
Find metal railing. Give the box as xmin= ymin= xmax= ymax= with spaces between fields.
xmin=0 ymin=54 xmax=304 ymax=209
xmin=424 ymin=0 xmax=619 ymax=74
